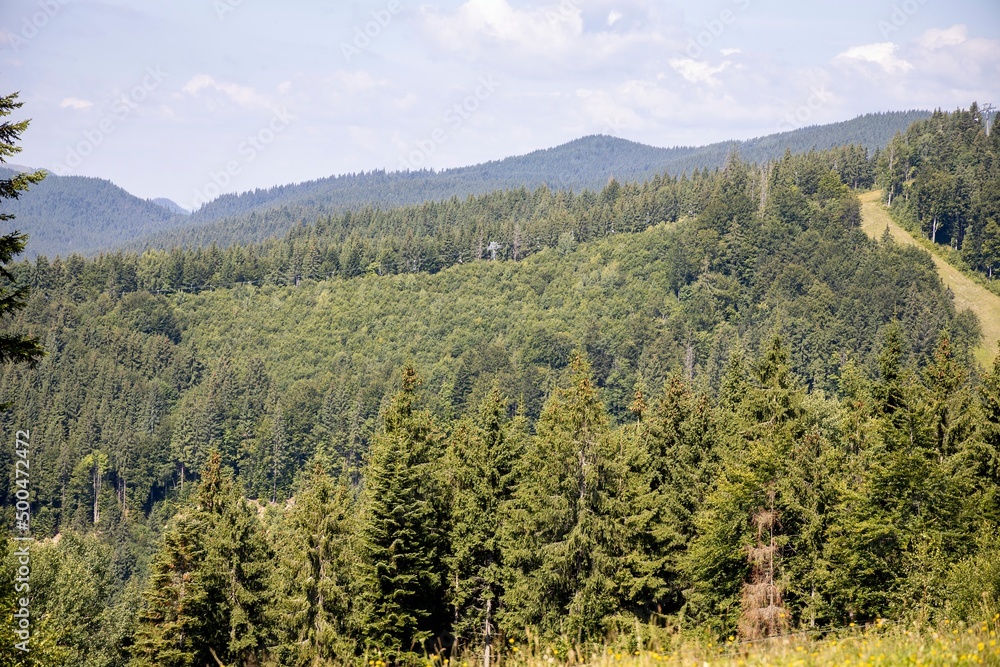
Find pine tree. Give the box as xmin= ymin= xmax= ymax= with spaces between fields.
xmin=272 ymin=463 xmax=357 ymax=665
xmin=0 ymin=91 xmax=46 ymax=372
xmin=500 ymin=354 xmax=618 ymax=641
xmin=356 ymin=366 xmax=448 ymax=659
xmin=447 ymin=383 xmax=525 ymax=659
xmin=132 ymin=452 xmax=273 ymax=667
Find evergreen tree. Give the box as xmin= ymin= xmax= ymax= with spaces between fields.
xmin=446 ymin=383 xmax=525 ymax=657
xmin=500 ymin=354 xmax=618 ymax=641
xmin=131 ymin=510 xmax=215 ymax=667
xmin=356 ymin=366 xmax=449 ymax=659
xmin=132 ymin=452 xmax=273 ymax=667
xmin=685 ymin=338 xmax=818 ymax=635
xmin=616 ymin=376 xmax=717 ymax=618
xmin=272 ymin=463 xmax=357 ymax=665
xmin=0 ymin=91 xmax=45 ymax=370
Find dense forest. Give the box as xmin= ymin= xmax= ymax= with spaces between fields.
xmin=880 ymin=104 xmax=1000 ymax=280
xmin=3 ymin=111 xmax=927 ymax=260
xmin=182 ymin=110 xmax=929 ymax=225
xmin=0 ymin=169 xmax=188 ymax=259
xmin=34 ymin=142 xmax=885 ymax=298
xmin=2 ymin=104 xmax=999 ymax=665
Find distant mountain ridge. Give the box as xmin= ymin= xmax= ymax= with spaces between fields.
xmin=2 ymin=109 xmax=931 ymax=258
xmin=185 ymin=110 xmax=930 ymax=225
xmin=0 ymin=169 xmax=188 ymax=259
xmin=151 ymin=198 xmax=190 ymax=216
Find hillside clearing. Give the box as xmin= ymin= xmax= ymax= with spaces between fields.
xmin=859 ymin=190 xmax=1000 ymax=367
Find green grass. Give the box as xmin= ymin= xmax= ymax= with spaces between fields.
xmin=859 ymin=191 xmax=1000 ymax=368
xmin=466 ymin=617 xmax=1000 ymax=667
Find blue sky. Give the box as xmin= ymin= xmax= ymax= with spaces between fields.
xmin=1 ymin=0 xmax=998 ymax=210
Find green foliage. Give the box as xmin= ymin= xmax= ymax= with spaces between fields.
xmin=356 ymin=367 xmax=449 ymax=659
xmin=615 ymin=375 xmax=717 ymax=618
xmin=132 ymin=452 xmax=273 ymax=667
xmin=501 ymin=355 xmax=620 ymax=641
xmin=880 ymin=104 xmax=1000 ymax=280
xmin=136 ymin=111 xmax=926 ymax=252
xmin=0 ymin=92 xmax=45 ymax=371
xmin=270 ymin=464 xmax=357 ymax=665
xmin=447 ymin=384 xmax=526 ymax=650
xmin=2 ymin=124 xmax=999 ymax=661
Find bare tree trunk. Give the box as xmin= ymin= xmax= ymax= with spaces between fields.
xmin=887 ymin=145 xmax=896 ymax=207
xmin=484 ymin=599 xmax=493 ymax=667
xmin=93 ymin=465 xmax=101 ymax=525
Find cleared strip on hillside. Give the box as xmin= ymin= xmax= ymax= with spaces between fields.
xmin=859 ymin=190 xmax=1000 ymax=367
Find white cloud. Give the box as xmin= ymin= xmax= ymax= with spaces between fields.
xmin=917 ymin=25 xmax=967 ymax=50
xmin=835 ymin=42 xmax=913 ymax=74
xmin=182 ymin=75 xmax=272 ymax=108
xmin=720 ymin=48 xmax=742 ymax=56
xmin=392 ymin=93 xmax=419 ymax=111
xmin=421 ymin=0 xmax=583 ymax=58
xmin=668 ymin=58 xmax=731 ymax=85
xmin=417 ymin=0 xmax=671 ymax=76
xmin=59 ymin=97 xmax=93 ymax=110
xmin=831 ymin=25 xmax=1000 ymax=105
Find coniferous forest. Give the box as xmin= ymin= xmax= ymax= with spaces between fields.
xmin=2 ymin=98 xmax=1000 ymax=667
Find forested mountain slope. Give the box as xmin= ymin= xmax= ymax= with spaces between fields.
xmin=1 ymin=141 xmax=995 ymax=667
xmin=861 ymin=190 xmax=1000 ymax=366
xmin=0 ymin=168 xmax=187 ymax=258
xmin=135 ymin=110 xmax=928 ymax=252
xmin=4 ymin=111 xmax=926 ymax=259
xmin=184 ymin=110 xmax=929 ymax=224
xmin=879 ymin=104 xmax=1000 ymax=280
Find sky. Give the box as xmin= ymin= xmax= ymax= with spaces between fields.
xmin=1 ymin=0 xmax=998 ymax=211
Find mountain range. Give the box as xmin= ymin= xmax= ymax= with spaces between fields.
xmin=2 ymin=110 xmax=930 ymax=258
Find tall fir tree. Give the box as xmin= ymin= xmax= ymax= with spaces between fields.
xmin=0 ymin=91 xmax=46 ymax=371
xmin=446 ymin=383 xmax=525 ymax=658
xmin=132 ymin=452 xmax=273 ymax=667
xmin=500 ymin=354 xmax=619 ymax=641
xmin=271 ymin=463 xmax=357 ymax=666
xmin=356 ymin=366 xmax=449 ymax=659
xmin=616 ymin=376 xmax=718 ymax=619
xmin=685 ymin=338 xmax=817 ymax=635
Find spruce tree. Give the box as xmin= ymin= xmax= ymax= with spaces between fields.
xmin=616 ymin=375 xmax=717 ymax=618
xmin=0 ymin=91 xmax=45 ymax=370
xmin=132 ymin=452 xmax=273 ymax=667
xmin=272 ymin=463 xmax=357 ymax=665
xmin=685 ymin=338 xmax=815 ymax=635
xmin=131 ymin=511 xmax=214 ymax=667
xmin=500 ymin=354 xmax=618 ymax=641
xmin=972 ymin=347 xmax=1000 ymax=523
xmin=447 ymin=383 xmax=525 ymax=657
xmin=356 ymin=366 xmax=448 ymax=659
